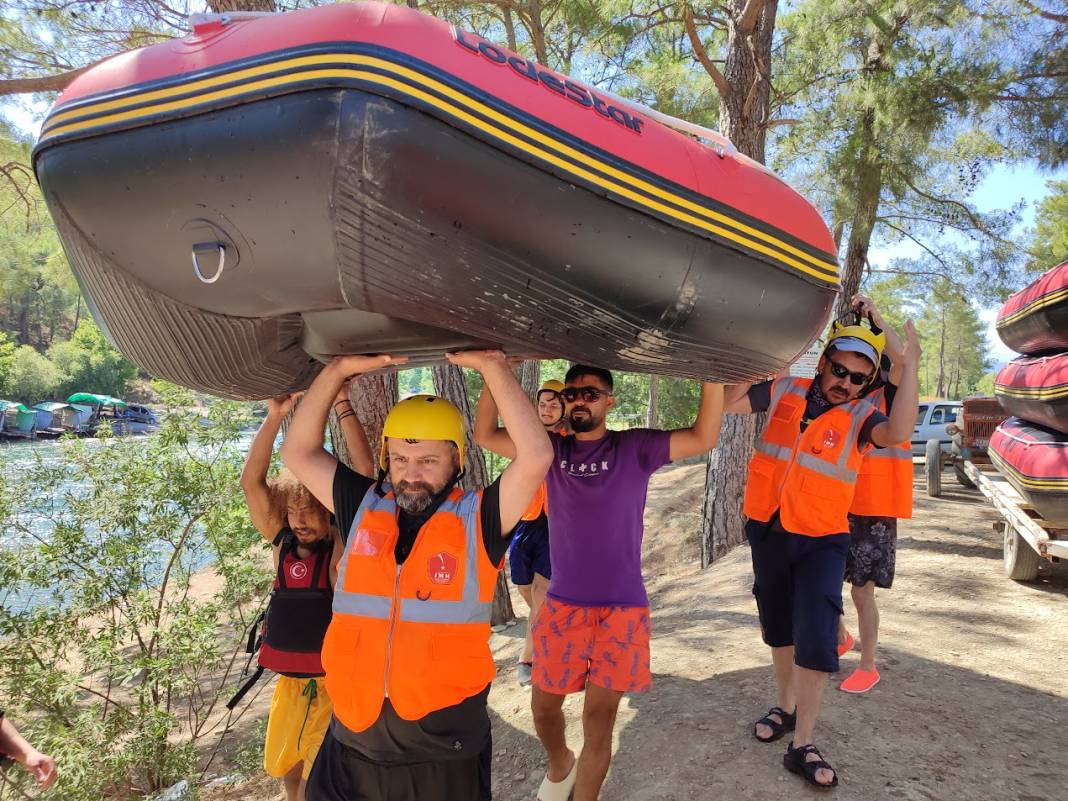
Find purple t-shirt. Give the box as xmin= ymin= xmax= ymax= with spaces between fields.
xmin=545 ymin=428 xmax=672 ymax=608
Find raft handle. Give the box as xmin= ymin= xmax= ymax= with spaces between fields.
xmin=192 ymin=242 xmax=227 ymax=284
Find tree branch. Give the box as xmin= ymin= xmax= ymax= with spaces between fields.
xmin=1018 ymin=0 xmax=1068 ymax=24
xmin=737 ymin=0 xmax=767 ymax=35
xmin=879 ymin=220 xmax=949 ymax=268
xmin=0 ymin=66 xmax=90 ymax=98
xmin=682 ymin=3 xmax=731 ymax=99
xmin=763 ymin=118 xmax=801 ymax=128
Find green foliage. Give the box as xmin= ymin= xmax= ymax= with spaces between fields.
xmin=0 ymin=330 xmax=16 ymax=392
xmin=0 ymin=401 xmax=270 ymax=800
xmin=48 ymin=317 xmax=139 ymax=399
xmin=773 ymin=0 xmax=1044 ymax=301
xmin=865 ymin=273 xmax=990 ymax=399
xmin=1027 ymin=180 xmax=1068 ymax=273
xmin=4 ymin=343 xmax=62 ymax=400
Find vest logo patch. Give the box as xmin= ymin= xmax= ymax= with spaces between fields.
xmin=289 ymin=561 xmax=308 ymax=581
xmin=351 ymin=527 xmax=388 ymax=557
xmin=428 ymin=552 xmax=458 ymax=585
xmin=813 ymin=427 xmax=841 ymax=454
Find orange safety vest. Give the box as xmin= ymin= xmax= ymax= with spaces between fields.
xmin=521 ymin=482 xmax=549 ymax=521
xmin=850 ymin=385 xmax=913 ymax=519
xmin=321 ymin=484 xmax=501 ymax=733
xmin=743 ymin=377 xmax=875 ymax=537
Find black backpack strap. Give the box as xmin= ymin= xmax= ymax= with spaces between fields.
xmin=309 ymin=539 xmax=333 ymax=591
xmin=225 ymin=666 xmax=265 ymax=711
xmin=245 ymin=610 xmax=265 ymax=655
xmin=275 ymin=533 xmax=294 ymax=590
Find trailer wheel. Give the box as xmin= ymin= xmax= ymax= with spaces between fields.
xmin=1003 ymin=524 xmax=1041 ymax=581
xmin=954 ymin=463 xmax=975 ymax=488
xmin=925 ymin=439 xmax=942 ymax=497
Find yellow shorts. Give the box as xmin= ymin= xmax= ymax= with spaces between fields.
xmin=263 ymin=675 xmax=333 ymax=780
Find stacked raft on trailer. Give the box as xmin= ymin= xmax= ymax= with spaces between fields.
xmin=995 ymin=353 xmax=1068 ymax=433
xmin=32 ymin=2 xmax=839 ymax=399
xmin=988 ymin=418 xmax=1068 ymax=523
xmin=958 ymin=260 xmax=1068 ymax=580
xmin=996 ymin=261 xmax=1068 ymax=355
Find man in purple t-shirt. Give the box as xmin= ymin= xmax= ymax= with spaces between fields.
xmin=475 ymin=365 xmax=724 ymax=801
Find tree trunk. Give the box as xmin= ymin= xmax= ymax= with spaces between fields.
xmin=836 ymin=108 xmax=882 ymax=319
xmin=937 ymin=308 xmax=946 ymax=397
xmin=699 ymin=0 xmax=778 ymax=566
xmin=717 ymin=0 xmax=778 ymax=164
xmin=526 ymin=0 xmax=549 ymax=64
xmin=516 ymin=360 xmax=541 ymax=401
xmin=647 ymin=375 xmax=659 ymax=428
xmin=432 ymin=364 xmax=515 ymax=625
xmin=503 ymin=7 xmax=518 ymax=51
xmin=336 ymin=372 xmax=399 ymax=471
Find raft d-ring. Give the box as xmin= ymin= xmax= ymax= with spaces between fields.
xmin=192 ymin=242 xmax=226 ymax=284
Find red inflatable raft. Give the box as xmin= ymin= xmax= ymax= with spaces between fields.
xmin=996 ymin=262 xmax=1068 ymax=355
xmin=989 ymin=418 xmax=1068 ymax=522
xmin=32 ymin=3 xmax=838 ymax=398
xmin=995 ymin=353 xmax=1068 ymax=434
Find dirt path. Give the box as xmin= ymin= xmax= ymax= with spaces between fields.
xmin=208 ymin=462 xmax=1068 ymax=800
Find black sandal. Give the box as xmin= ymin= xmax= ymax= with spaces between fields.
xmin=752 ymin=705 xmax=796 ymax=742
xmin=784 ymin=742 xmax=838 ymax=788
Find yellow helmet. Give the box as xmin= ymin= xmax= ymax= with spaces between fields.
xmin=539 ymin=379 xmax=565 ymax=394
xmin=826 ymin=318 xmax=886 ymax=370
xmin=380 ymin=394 xmax=466 ymax=470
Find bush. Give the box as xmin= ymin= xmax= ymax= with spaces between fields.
xmin=0 ymin=399 xmax=271 ymax=800
xmin=3 ymin=344 xmax=62 ymax=401
xmin=48 ymin=317 xmax=138 ymax=400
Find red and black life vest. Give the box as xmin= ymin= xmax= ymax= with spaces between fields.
xmin=259 ymin=530 xmax=334 ymax=676
xmin=227 ymin=529 xmax=334 ymax=709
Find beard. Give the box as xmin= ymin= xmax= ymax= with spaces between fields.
xmin=395 ymin=480 xmax=440 ymax=514
xmin=568 ymin=407 xmax=600 ymax=433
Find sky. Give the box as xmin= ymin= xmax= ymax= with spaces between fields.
xmin=862 ymin=160 xmax=1064 ymax=369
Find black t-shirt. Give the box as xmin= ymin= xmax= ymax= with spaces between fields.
xmin=747 ymin=379 xmax=888 ymax=450
xmin=329 ymin=462 xmax=512 ymax=764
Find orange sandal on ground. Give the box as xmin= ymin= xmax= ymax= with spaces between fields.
xmin=839 ymin=667 xmax=880 ymax=693
xmin=836 ymin=632 xmax=855 ymax=658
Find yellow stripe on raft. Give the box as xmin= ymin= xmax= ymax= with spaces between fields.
xmin=994 ymin=384 xmax=1068 ymax=400
xmin=990 ymin=451 xmax=1068 ymax=491
xmin=40 ymin=54 xmax=839 ymax=284
xmin=997 ymin=286 xmax=1068 ymax=327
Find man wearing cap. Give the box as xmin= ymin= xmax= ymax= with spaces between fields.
xmin=510 ymin=379 xmax=569 ymax=686
xmin=280 ymin=350 xmax=552 ymax=801
xmin=723 ymin=317 xmax=921 ymax=788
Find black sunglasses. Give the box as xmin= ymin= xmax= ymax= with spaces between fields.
xmin=826 ymin=358 xmax=873 ymax=386
xmin=560 ymin=386 xmax=611 ymax=403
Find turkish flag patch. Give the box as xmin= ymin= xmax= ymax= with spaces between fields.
xmin=428 ymin=551 xmax=458 ymax=585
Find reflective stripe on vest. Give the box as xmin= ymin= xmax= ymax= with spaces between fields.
xmin=334 ymin=490 xmax=491 ymax=625
xmin=744 ymin=377 xmax=875 ymax=535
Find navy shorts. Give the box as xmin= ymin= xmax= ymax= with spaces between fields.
xmin=508 ymin=514 xmax=551 ymax=585
xmin=746 ymin=516 xmax=849 ymax=673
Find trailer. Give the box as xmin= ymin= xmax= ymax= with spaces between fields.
xmin=925 ymin=397 xmax=1067 ymax=581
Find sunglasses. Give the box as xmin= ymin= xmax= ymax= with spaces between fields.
xmin=826 ymin=358 xmax=873 ymax=387
xmin=560 ymin=386 xmax=612 ymax=403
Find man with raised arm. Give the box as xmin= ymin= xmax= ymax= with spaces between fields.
xmin=474 ymin=365 xmax=725 ymax=801
xmin=280 ymin=351 xmax=552 ymax=801
xmin=724 ymin=318 xmax=921 ymax=789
